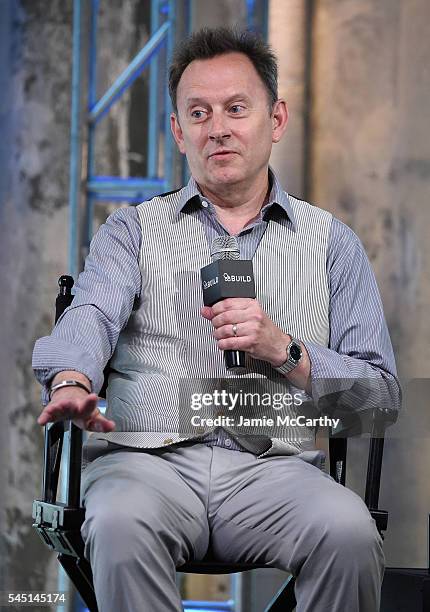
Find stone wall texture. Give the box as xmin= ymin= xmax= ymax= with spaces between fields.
xmin=309 ymin=0 xmax=430 ymax=567
xmin=0 ymin=0 xmax=151 ymax=601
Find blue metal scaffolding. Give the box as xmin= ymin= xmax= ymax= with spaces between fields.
xmin=68 ymin=0 xmax=268 ymax=280
xmin=68 ymin=0 xmax=185 ymax=279
xmin=65 ymin=2 xmax=268 ymax=610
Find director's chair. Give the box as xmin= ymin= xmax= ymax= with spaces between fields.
xmin=33 ymin=275 xmax=390 ymax=611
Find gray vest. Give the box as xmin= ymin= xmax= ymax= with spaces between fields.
xmin=95 ymin=189 xmax=332 ymax=458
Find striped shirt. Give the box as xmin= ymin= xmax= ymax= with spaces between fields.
xmin=32 ymin=170 xmax=401 ymax=452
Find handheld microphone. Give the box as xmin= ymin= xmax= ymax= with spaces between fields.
xmin=201 ymin=236 xmax=256 ymax=371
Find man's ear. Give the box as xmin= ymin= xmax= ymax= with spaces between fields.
xmin=271 ymin=99 xmax=289 ymax=144
xmin=170 ymin=112 xmax=186 ymax=154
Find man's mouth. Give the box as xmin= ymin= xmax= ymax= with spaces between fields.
xmin=209 ymin=150 xmax=237 ymax=159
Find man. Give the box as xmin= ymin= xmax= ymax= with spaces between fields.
xmin=33 ymin=27 xmax=400 ymax=611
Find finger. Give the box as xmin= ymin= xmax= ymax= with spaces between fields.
xmin=37 ymin=412 xmax=53 ymax=426
xmin=37 ymin=394 xmax=98 ymax=425
xmin=57 ymin=393 xmax=99 ymax=417
xmin=38 ymin=402 xmax=79 ymax=425
xmin=201 ymin=306 xmax=214 ymax=320
xmin=217 ymin=336 xmax=250 ymax=351
xmin=211 ymin=310 xmax=248 ymax=329
xmin=75 ymin=393 xmax=99 ymax=415
xmin=211 ymin=298 xmax=255 ymax=316
xmin=86 ymin=414 xmax=116 ymax=433
xmin=213 ymin=321 xmax=249 ymax=340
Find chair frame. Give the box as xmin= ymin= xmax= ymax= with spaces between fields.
xmin=32 ymin=276 xmax=389 ymax=612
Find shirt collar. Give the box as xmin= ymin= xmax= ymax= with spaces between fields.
xmin=175 ymin=166 xmax=297 ymax=231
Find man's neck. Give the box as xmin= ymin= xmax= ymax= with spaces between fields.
xmin=198 ymin=172 xmax=270 ymax=235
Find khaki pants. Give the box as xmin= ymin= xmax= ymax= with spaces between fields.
xmin=81 ymin=442 xmax=384 ymax=612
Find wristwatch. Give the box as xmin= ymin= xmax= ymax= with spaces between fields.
xmin=275 ymin=337 xmax=303 ymax=376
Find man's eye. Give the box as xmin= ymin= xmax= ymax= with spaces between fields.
xmin=191 ymin=110 xmax=205 ymax=119
xmin=230 ymin=105 xmax=244 ymax=114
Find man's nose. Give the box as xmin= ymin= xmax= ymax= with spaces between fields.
xmin=208 ymin=113 xmax=231 ymax=141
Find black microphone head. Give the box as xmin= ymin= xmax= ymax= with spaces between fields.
xmin=211 ymin=235 xmax=240 ymax=261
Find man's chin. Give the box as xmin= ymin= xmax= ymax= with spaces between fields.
xmin=206 ymin=168 xmax=245 ymax=186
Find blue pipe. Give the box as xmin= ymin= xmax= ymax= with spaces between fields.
xmin=68 ymin=0 xmax=82 ymax=279
xmin=148 ymin=0 xmax=160 ymax=178
xmin=246 ymin=0 xmax=256 ymax=30
xmin=87 ymin=177 xmax=164 ymax=192
xmin=183 ymin=601 xmax=235 ymax=611
xmin=261 ymin=0 xmax=269 ymax=40
xmin=63 ymin=5 xmax=82 ymax=607
xmin=84 ymin=0 xmax=99 ymax=251
xmin=89 ymin=21 xmax=170 ymax=124
xmin=87 ymin=176 xmax=165 ymax=202
xmin=79 ymin=602 xmax=234 ymax=612
xmin=246 ymin=0 xmax=269 ymax=37
xmin=181 ymin=0 xmax=192 ymax=187
xmin=163 ymin=0 xmax=175 ymax=190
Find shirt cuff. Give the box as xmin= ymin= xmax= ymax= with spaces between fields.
xmin=32 ymin=336 xmax=103 ymax=405
xmin=304 ymin=341 xmax=356 ymax=403
xmin=303 ymin=340 xmax=400 ymax=434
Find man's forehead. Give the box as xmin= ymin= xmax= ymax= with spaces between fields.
xmin=183 ymin=91 xmax=252 ymax=107
xmin=177 ymin=53 xmax=266 ymax=104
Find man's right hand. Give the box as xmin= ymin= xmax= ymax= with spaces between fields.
xmin=37 ymin=387 xmax=116 ymax=433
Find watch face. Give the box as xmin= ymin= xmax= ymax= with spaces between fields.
xmin=290 ymin=343 xmax=302 ymax=362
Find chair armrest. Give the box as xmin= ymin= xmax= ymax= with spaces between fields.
xmin=42 ymin=422 xmax=64 ymax=503
xmin=41 ymin=421 xmax=83 ymax=508
xmin=330 ymin=406 xmax=394 ymax=439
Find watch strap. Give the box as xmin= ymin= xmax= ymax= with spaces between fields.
xmin=275 ymin=337 xmax=303 ymax=376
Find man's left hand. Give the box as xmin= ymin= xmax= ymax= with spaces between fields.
xmin=201 ymin=298 xmax=289 ymax=367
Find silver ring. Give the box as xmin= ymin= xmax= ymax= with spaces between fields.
xmin=232 ymin=324 xmax=238 ymax=337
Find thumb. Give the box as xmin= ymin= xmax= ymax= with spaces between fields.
xmin=201 ymin=305 xmax=214 ymax=320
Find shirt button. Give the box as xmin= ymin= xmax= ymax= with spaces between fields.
xmin=224 ymin=438 xmax=232 ymax=447
xmin=201 ymin=200 xmax=208 ymax=208
xmin=163 ymin=438 xmax=173 ymax=445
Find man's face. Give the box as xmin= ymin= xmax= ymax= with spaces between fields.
xmin=170 ymin=52 xmax=288 ymax=193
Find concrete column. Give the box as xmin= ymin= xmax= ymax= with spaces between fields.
xmin=0 ymin=0 xmax=74 ymax=595
xmin=269 ymin=0 xmax=309 ymax=196
xmin=310 ymin=0 xmax=430 ymax=567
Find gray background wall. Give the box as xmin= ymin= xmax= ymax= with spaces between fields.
xmin=1 ymin=0 xmax=429 ymax=605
